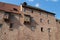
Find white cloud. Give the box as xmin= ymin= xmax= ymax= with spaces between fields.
xmin=35 ymin=3 xmax=40 ymax=7
xmin=28 ymin=0 xmax=34 ymax=2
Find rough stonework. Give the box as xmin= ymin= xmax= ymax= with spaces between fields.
xmin=0 ymin=2 xmax=59 ymax=40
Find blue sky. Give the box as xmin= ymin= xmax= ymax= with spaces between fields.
xmin=0 ymin=0 xmax=60 ymax=19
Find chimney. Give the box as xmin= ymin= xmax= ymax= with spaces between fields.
xmin=20 ymin=4 xmax=23 ymax=11
xmin=19 ymin=2 xmax=27 ymax=11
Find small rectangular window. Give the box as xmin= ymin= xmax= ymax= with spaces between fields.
xmin=24 ymin=15 xmax=31 ymax=24
xmin=0 ymin=24 xmax=2 ymax=28
xmin=31 ymin=17 xmax=34 ymax=22
xmin=48 ymin=20 xmax=50 ymax=24
xmin=31 ymin=26 xmax=35 ymax=31
xmin=4 ymin=12 xmax=9 ymax=19
xmin=41 ymin=27 xmax=43 ymax=32
xmin=40 ymin=18 xmax=43 ymax=23
xmin=9 ymin=23 xmax=13 ymax=31
xmin=10 ymin=23 xmax=13 ymax=28
xmin=31 ymin=10 xmax=33 ymax=13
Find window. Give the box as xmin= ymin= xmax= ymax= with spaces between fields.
xmin=48 ymin=20 xmax=50 ymax=24
xmin=13 ymin=8 xmax=18 ymax=11
xmin=31 ymin=10 xmax=33 ymax=13
xmin=31 ymin=17 xmax=34 ymax=22
xmin=40 ymin=18 xmax=43 ymax=23
xmin=24 ymin=15 xmax=31 ymax=24
xmin=4 ymin=12 xmax=9 ymax=19
xmin=41 ymin=27 xmax=43 ymax=32
xmin=9 ymin=23 xmax=13 ymax=31
xmin=0 ymin=24 xmax=2 ymax=28
xmin=4 ymin=12 xmax=10 ymax=22
xmin=10 ymin=23 xmax=13 ymax=28
xmin=31 ymin=26 xmax=35 ymax=31
xmin=40 ymin=12 xmax=41 ymax=15
xmin=48 ymin=28 xmax=51 ymax=32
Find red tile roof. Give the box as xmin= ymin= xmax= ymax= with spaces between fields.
xmin=0 ymin=2 xmax=20 ymax=14
xmin=0 ymin=2 xmax=55 ymax=15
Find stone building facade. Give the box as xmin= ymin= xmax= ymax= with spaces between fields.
xmin=0 ymin=2 xmax=59 ymax=40
xmin=56 ymin=19 xmax=60 ymax=40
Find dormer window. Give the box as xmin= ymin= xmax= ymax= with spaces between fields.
xmin=13 ymin=8 xmax=18 ymax=11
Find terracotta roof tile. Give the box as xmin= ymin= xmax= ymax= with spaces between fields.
xmin=0 ymin=2 xmax=55 ymax=15
xmin=0 ymin=2 xmax=20 ymax=14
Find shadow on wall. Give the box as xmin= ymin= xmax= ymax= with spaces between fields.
xmin=10 ymin=14 xmax=22 ymax=29
xmin=24 ymin=18 xmax=38 ymax=31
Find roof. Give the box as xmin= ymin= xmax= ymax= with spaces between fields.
xmin=0 ymin=2 xmax=20 ymax=14
xmin=22 ymin=2 xmax=55 ymax=15
xmin=0 ymin=2 xmax=55 ymax=15
xmin=56 ymin=19 xmax=60 ymax=22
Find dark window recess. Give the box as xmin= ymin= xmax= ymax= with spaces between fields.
xmin=19 ymin=14 xmax=22 ymax=17
xmin=0 ymin=24 xmax=2 ymax=28
xmin=56 ymin=20 xmax=58 ymax=22
xmin=41 ymin=27 xmax=43 ymax=32
xmin=40 ymin=18 xmax=43 ymax=23
xmin=10 ymin=23 xmax=13 ymax=28
xmin=59 ymin=22 xmax=60 ymax=24
xmin=24 ymin=21 xmax=30 ymax=25
xmin=31 ymin=10 xmax=33 ymax=13
xmin=13 ymin=8 xmax=18 ymax=11
xmin=9 ymin=23 xmax=13 ymax=31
